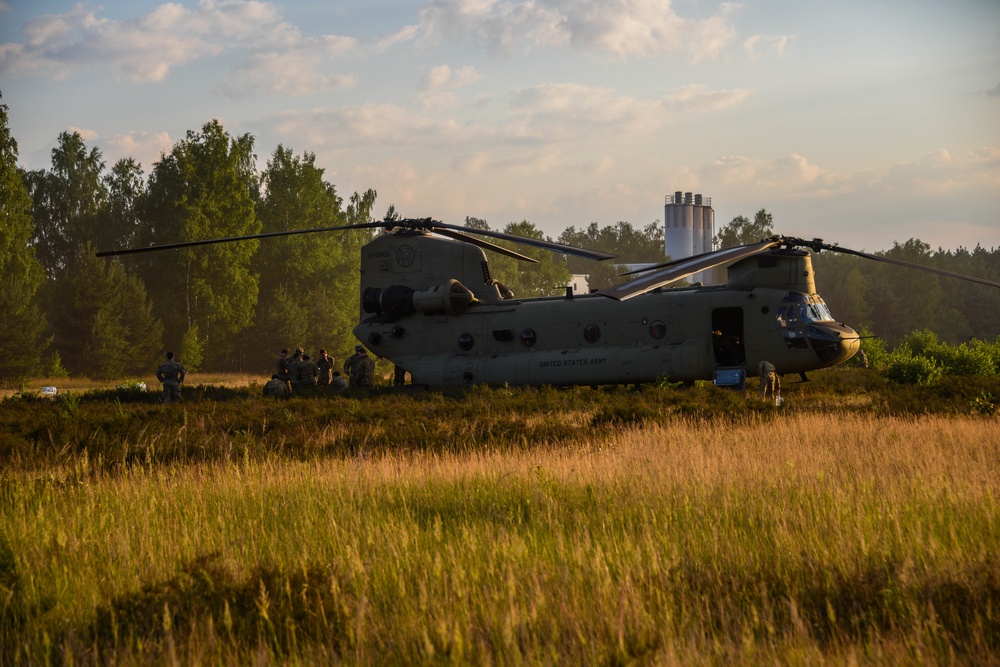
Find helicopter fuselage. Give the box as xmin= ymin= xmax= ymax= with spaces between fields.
xmin=353 ymin=231 xmax=860 ymax=386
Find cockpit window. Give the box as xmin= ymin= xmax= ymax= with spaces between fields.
xmin=776 ymin=293 xmax=834 ymax=327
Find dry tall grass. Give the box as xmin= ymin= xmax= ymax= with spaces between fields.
xmin=2 ymin=412 xmax=997 ymax=664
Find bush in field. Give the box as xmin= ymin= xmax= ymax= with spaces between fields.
xmin=884 ymin=346 xmax=943 ymax=385
xmin=877 ymin=331 xmax=997 ymax=381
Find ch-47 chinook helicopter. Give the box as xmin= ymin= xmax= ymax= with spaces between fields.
xmin=97 ymin=216 xmax=1000 ymax=387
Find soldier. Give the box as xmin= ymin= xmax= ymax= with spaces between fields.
xmin=298 ymin=353 xmax=318 ymax=394
xmin=330 ymin=371 xmax=348 ymax=393
xmin=288 ymin=349 xmax=303 ymax=394
xmin=155 ymin=351 xmax=186 ymax=404
xmin=343 ymin=345 xmax=376 ymax=389
xmin=858 ymin=349 xmax=869 ymax=369
xmin=263 ymin=374 xmax=290 ymax=397
xmin=276 ymin=348 xmax=292 ymax=389
xmin=757 ymin=359 xmax=781 ymax=403
xmin=315 ymin=349 xmax=334 ymax=389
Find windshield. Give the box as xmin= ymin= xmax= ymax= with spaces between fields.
xmin=776 ymin=293 xmax=834 ymax=327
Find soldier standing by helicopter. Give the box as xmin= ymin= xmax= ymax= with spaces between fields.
xmin=757 ymin=360 xmax=781 ymax=403
xmin=344 ymin=345 xmax=375 ymax=389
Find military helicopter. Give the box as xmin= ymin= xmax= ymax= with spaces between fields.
xmin=97 ymin=217 xmax=1000 ymax=387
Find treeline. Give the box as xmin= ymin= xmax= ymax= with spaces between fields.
xmin=1 ymin=96 xmax=382 ymax=384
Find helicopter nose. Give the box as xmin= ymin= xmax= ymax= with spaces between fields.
xmin=806 ymin=323 xmax=861 ymax=366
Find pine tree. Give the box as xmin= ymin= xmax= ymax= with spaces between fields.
xmin=0 ymin=93 xmax=47 ymax=384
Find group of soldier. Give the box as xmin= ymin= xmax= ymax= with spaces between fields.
xmin=263 ymin=344 xmax=375 ymax=397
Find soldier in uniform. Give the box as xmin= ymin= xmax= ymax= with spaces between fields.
xmin=757 ymin=359 xmax=781 ymax=402
xmin=298 ymin=353 xmax=318 ymax=394
xmin=343 ymin=345 xmax=376 ymax=389
xmin=315 ymin=349 xmax=334 ymax=389
xmin=330 ymin=371 xmax=348 ymax=393
xmin=155 ymin=351 xmax=186 ymax=404
xmin=263 ymin=374 xmax=290 ymax=397
xmin=276 ymin=349 xmax=292 ymax=390
xmin=288 ymin=349 xmax=303 ymax=394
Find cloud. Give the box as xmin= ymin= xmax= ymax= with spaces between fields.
xmin=743 ymin=34 xmax=795 ymax=61
xmin=0 ymin=1 xmax=357 ymax=96
xmin=67 ymin=126 xmax=99 ymax=142
xmin=506 ymin=82 xmax=751 ymax=141
xmin=881 ymin=148 xmax=1000 ymax=195
xmin=421 ymin=65 xmax=483 ymax=92
xmin=701 ymin=148 xmax=1000 ymax=205
xmin=415 ymin=0 xmax=738 ymax=61
xmin=102 ymin=131 xmax=176 ymax=169
xmin=219 ymin=42 xmax=359 ymax=98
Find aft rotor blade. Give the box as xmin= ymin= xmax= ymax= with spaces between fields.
xmin=429 ymin=220 xmax=618 ymax=262
xmin=598 ymin=240 xmax=781 ymax=301
xmin=95 ymin=222 xmax=385 ymax=257
xmin=433 ymin=228 xmax=539 ymax=263
xmin=830 ymin=245 xmax=1000 ymax=289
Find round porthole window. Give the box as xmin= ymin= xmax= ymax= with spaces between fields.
xmin=583 ymin=324 xmax=601 ymax=344
xmin=520 ymin=329 xmax=537 ymax=348
xmin=458 ymin=333 xmax=474 ymax=351
xmin=649 ymin=320 xmax=666 ymax=340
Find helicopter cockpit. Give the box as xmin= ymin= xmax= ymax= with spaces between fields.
xmin=775 ymin=293 xmax=835 ymax=328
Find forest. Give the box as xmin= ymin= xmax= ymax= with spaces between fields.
xmin=1 ymin=93 xmax=998 ymax=385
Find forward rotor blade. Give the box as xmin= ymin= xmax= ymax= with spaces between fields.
xmin=95 ymin=222 xmax=385 ymax=257
xmin=429 ymin=220 xmax=618 ymax=262
xmin=598 ymin=240 xmax=781 ymax=301
xmin=433 ymin=228 xmax=539 ymax=263
xmin=830 ymin=246 xmax=1000 ymax=289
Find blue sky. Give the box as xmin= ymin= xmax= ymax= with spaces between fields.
xmin=2 ymin=0 xmax=998 ymax=253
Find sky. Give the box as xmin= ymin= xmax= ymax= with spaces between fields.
xmin=1 ymin=0 xmax=998 ymax=254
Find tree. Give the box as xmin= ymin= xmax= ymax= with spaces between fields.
xmin=141 ymin=120 xmax=260 ymax=368
xmin=96 ymin=158 xmax=146 ymax=269
xmin=0 ymin=93 xmax=47 ymax=384
xmin=714 ymin=208 xmax=774 ymax=249
xmin=248 ymin=145 xmax=376 ymax=369
xmin=25 ymin=131 xmax=107 ymax=277
xmin=47 ymin=243 xmax=163 ymax=378
xmin=558 ymin=220 xmax=664 ymax=290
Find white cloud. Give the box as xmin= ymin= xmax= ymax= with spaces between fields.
xmin=743 ymin=34 xmax=795 ymax=61
xmin=415 ymin=0 xmax=738 ymax=60
xmin=506 ymin=82 xmax=751 ymax=141
xmin=67 ymin=126 xmax=98 ymax=142
xmin=882 ymin=148 xmax=1000 ymax=195
xmin=102 ymin=131 xmax=175 ymax=169
xmin=0 ymin=1 xmax=357 ymax=96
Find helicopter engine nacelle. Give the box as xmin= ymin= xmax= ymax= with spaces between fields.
xmin=363 ymin=279 xmax=475 ymax=317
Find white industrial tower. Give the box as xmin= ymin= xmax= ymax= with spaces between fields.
xmin=664 ymin=191 xmax=716 ymax=284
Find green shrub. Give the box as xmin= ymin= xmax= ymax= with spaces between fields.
xmin=885 ymin=350 xmax=942 ymax=385
xmin=931 ymin=343 xmax=996 ymax=376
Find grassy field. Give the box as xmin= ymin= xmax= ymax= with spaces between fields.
xmin=1 ymin=370 xmax=998 ymax=665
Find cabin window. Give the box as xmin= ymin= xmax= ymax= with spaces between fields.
xmin=648 ymin=320 xmax=666 ymax=340
xmin=520 ymin=329 xmax=537 ymax=347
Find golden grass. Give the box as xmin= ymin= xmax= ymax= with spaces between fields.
xmin=2 ymin=412 xmax=998 ymax=664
